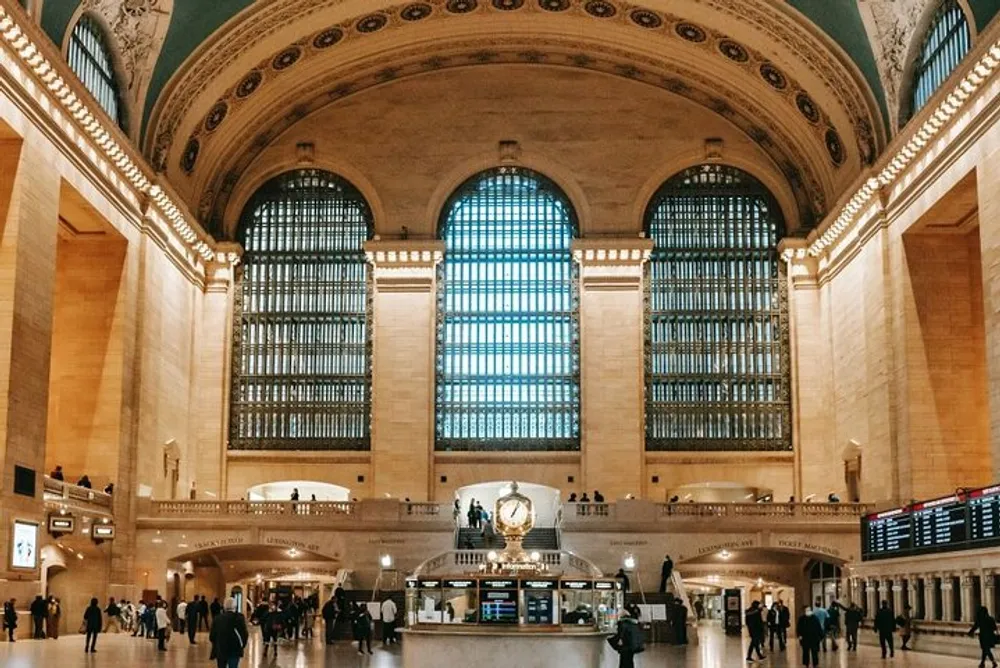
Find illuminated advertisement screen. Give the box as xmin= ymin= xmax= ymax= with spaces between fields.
xmin=11 ymin=521 xmax=38 ymax=570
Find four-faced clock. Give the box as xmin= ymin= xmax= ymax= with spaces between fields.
xmin=494 ymin=482 xmax=535 ymax=538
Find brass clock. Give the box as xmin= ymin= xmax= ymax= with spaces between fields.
xmin=494 ymin=482 xmax=534 ymax=538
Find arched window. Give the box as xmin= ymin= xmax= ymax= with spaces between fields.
xmin=67 ymin=15 xmax=126 ymax=130
xmin=436 ymin=167 xmax=580 ymax=451
xmin=230 ymin=170 xmax=373 ymax=450
xmin=645 ymin=165 xmax=790 ymax=451
xmin=912 ymin=0 xmax=971 ymax=114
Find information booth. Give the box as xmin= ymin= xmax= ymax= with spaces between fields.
xmin=405 ymin=575 xmax=621 ymax=630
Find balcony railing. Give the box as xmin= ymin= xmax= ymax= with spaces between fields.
xmin=149 ymin=500 xmax=355 ymax=517
xmin=414 ymin=549 xmax=603 ymax=577
xmin=43 ymin=476 xmax=113 ymax=512
xmin=565 ymin=501 xmax=871 ymax=525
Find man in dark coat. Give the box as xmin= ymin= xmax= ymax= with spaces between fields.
xmin=609 ymin=608 xmax=644 ymax=668
xmin=874 ymin=600 xmax=896 ymax=658
xmin=83 ymin=598 xmax=102 ymax=653
xmin=845 ymin=602 xmax=863 ymax=651
xmin=672 ymin=598 xmax=688 ymax=645
xmin=969 ymin=605 xmax=999 ymax=668
xmin=778 ymin=600 xmax=791 ymax=648
xmin=659 ymin=555 xmax=674 ymax=593
xmin=3 ymin=599 xmax=17 ymax=642
xmin=209 ymin=598 xmax=249 ymax=668
xmin=745 ymin=600 xmax=766 ymax=661
xmin=199 ymin=595 xmax=210 ymax=631
xmin=29 ymin=595 xmax=47 ymax=639
xmin=797 ymin=606 xmax=823 ymax=668
xmin=210 ymin=597 xmax=222 ymax=624
xmin=322 ymin=597 xmax=337 ymax=645
xmin=767 ymin=601 xmax=784 ymax=651
xmin=186 ymin=597 xmax=199 ymax=644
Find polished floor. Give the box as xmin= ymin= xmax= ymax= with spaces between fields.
xmin=0 ymin=624 xmax=979 ymax=667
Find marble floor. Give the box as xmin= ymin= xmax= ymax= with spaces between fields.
xmin=0 ymin=625 xmax=980 ymax=667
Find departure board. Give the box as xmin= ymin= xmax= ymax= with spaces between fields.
xmin=912 ymin=495 xmax=967 ymax=550
xmin=969 ymin=484 xmax=1000 ymax=545
xmin=863 ymin=508 xmax=913 ymax=560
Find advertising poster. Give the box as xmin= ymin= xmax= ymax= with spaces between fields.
xmin=11 ymin=521 xmax=37 ymax=569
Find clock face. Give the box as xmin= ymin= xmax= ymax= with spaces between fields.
xmin=498 ymin=498 xmax=531 ymax=528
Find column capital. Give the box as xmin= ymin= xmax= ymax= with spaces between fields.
xmin=364 ymin=240 xmax=445 ymax=268
xmin=365 ymin=240 xmax=445 ymax=293
xmin=571 ymin=237 xmax=653 ymax=266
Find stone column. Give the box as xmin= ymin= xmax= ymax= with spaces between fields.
xmin=961 ymin=574 xmax=975 ymax=623
xmin=924 ymin=575 xmax=937 ymax=621
xmin=0 ymin=134 xmax=60 ymax=595
xmin=866 ymin=578 xmax=878 ymax=615
xmin=908 ymin=578 xmax=919 ymax=617
xmin=985 ymin=572 xmax=996 ymax=617
xmin=942 ymin=575 xmax=955 ymax=622
xmin=366 ymin=241 xmax=444 ymax=500
xmin=892 ymin=577 xmax=904 ymax=613
xmin=977 ymin=151 xmax=1000 ymax=479
xmin=849 ymin=577 xmax=861 ymax=607
xmin=572 ymin=239 xmax=652 ymax=500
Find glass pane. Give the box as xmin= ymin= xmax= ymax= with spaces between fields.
xmin=68 ymin=16 xmax=124 ymax=129
xmin=229 ymin=169 xmax=372 ymax=450
xmin=645 ymin=165 xmax=790 ymax=451
xmin=435 ymin=167 xmax=580 ymax=451
xmin=912 ymin=1 xmax=971 ymax=113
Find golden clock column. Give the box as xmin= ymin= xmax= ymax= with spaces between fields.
xmin=366 ymin=240 xmax=445 ymax=501
xmin=573 ymin=239 xmax=652 ymax=501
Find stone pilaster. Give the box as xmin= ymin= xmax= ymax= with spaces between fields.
xmin=961 ymin=574 xmax=975 ymax=623
xmin=985 ymin=573 xmax=996 ymax=617
xmin=942 ymin=576 xmax=955 ymax=622
xmin=924 ymin=575 xmax=937 ymax=621
xmin=891 ymin=577 xmax=904 ymax=614
xmin=572 ymin=238 xmax=652 ymax=500
xmin=866 ymin=578 xmax=878 ymax=614
xmin=976 ymin=151 xmax=1000 ymax=480
xmin=366 ymin=241 xmax=444 ymax=501
xmin=907 ymin=578 xmax=919 ymax=615
xmin=0 ymin=134 xmax=59 ymax=592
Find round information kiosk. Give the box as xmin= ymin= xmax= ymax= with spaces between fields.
xmin=401 ymin=483 xmax=623 ymax=668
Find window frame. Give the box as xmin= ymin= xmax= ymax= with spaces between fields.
xmin=229 ymin=169 xmax=374 ymax=451
xmin=910 ymin=0 xmax=973 ymax=116
xmin=434 ymin=166 xmax=581 ymax=452
xmin=67 ymin=14 xmax=127 ymax=131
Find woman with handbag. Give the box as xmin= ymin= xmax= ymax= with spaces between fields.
xmin=46 ymin=597 xmax=60 ymax=639
xmin=969 ymin=605 xmax=999 ymax=668
xmin=608 ymin=608 xmax=644 ymax=668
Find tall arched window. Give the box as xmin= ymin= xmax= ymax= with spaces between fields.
xmin=436 ymin=167 xmax=580 ymax=451
xmin=230 ymin=170 xmax=373 ymax=450
xmin=645 ymin=165 xmax=790 ymax=451
xmin=67 ymin=15 xmax=126 ymax=130
xmin=912 ymin=0 xmax=971 ymax=114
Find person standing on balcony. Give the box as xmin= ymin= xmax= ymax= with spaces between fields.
xmin=104 ymin=483 xmax=114 ymax=495
xmin=49 ymin=466 xmax=64 ymax=481
xmin=593 ymin=490 xmax=605 ymax=503
xmin=568 ymin=493 xmax=578 ymax=502
xmin=77 ymin=475 xmax=92 ymax=489
xmin=659 ymin=555 xmax=674 ymax=593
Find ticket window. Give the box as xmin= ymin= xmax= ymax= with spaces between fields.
xmin=441 ymin=579 xmax=479 ymax=624
xmin=479 ymin=579 xmax=519 ymax=625
xmin=521 ymin=580 xmax=558 ymax=625
xmin=594 ymin=580 xmax=621 ymax=633
xmin=560 ymin=581 xmax=596 ymax=626
xmin=415 ymin=580 xmax=444 ymax=623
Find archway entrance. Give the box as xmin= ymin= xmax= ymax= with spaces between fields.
xmin=454 ymin=481 xmax=561 ymax=527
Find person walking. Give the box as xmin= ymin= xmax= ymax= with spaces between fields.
xmin=381 ymin=596 xmax=398 ymax=645
xmin=186 ymin=597 xmax=199 ymax=644
xmin=200 ymin=595 xmax=211 ymax=631
xmin=103 ymin=597 xmax=122 ymax=633
xmin=874 ymin=600 xmax=896 ymax=659
xmin=745 ymin=600 xmax=766 ymax=662
xmin=811 ymin=598 xmax=829 ymax=651
xmin=3 ymin=599 xmax=17 ymax=642
xmin=353 ymin=602 xmax=373 ymax=655
xmin=46 ymin=597 xmax=60 ymax=639
xmin=210 ymin=597 xmax=222 ymax=627
xmin=826 ymin=600 xmax=841 ymax=651
xmin=322 ymin=596 xmax=337 ymax=645
xmin=845 ymin=602 xmax=863 ymax=651
xmin=767 ymin=601 xmax=784 ymax=651
xmin=83 ymin=598 xmax=102 ymax=653
xmin=778 ymin=600 xmax=791 ymax=648
xmin=155 ymin=601 xmax=170 ymax=652
xmin=210 ymin=597 xmax=249 ymax=668
xmin=900 ymin=603 xmax=913 ymax=650
xmin=659 ymin=554 xmax=674 ymax=593
xmin=133 ymin=601 xmax=146 ymax=637
xmin=29 ymin=595 xmax=47 ymax=639
xmin=797 ymin=605 xmax=823 ymax=668
xmin=969 ymin=605 xmax=999 ymax=668
xmin=608 ymin=607 xmax=644 ymax=668
xmin=176 ymin=599 xmax=187 ymax=634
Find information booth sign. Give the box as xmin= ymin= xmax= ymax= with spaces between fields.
xmin=912 ymin=494 xmax=966 ymax=553
xmin=441 ymin=579 xmax=478 ymax=624
xmin=862 ymin=507 xmax=913 ymax=560
xmin=479 ymin=579 xmax=519 ymax=624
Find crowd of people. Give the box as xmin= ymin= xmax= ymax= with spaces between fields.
xmin=48 ymin=464 xmax=114 ymax=495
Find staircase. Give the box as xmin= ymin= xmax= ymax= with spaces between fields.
xmin=455 ymin=527 xmax=559 ymax=550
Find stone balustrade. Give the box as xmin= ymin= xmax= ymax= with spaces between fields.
xmin=414 ymin=549 xmax=601 ymax=577
xmin=43 ymin=475 xmax=113 ymax=515
xmin=566 ymin=501 xmax=870 ymax=525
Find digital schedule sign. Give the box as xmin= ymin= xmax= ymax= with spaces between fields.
xmin=862 ymin=484 xmax=1000 ymax=561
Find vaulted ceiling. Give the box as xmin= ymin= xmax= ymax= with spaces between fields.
xmin=34 ymin=0 xmax=1000 ymax=237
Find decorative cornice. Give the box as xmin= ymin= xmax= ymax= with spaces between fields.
xmin=364 ymin=239 xmax=446 ymax=267
xmin=784 ymin=30 xmax=1000 ymax=267
xmin=0 ymin=4 xmax=231 ymax=270
xmin=571 ymin=237 xmax=653 ymax=266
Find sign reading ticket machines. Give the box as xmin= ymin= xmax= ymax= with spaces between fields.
xmin=11 ymin=520 xmax=38 ymax=570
